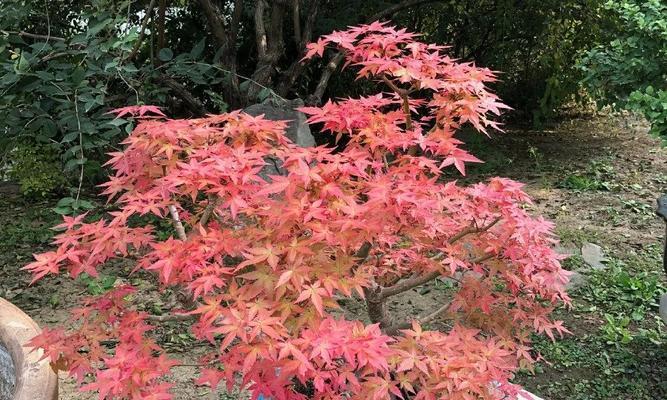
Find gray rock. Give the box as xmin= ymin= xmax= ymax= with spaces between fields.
xmin=660 ymin=293 xmax=667 ymax=324
xmin=581 ymin=242 xmax=607 ymax=270
xmin=244 ymin=98 xmax=316 ymax=180
xmin=0 ymin=342 xmax=15 ymax=400
xmin=566 ymin=271 xmax=588 ymax=291
xmin=244 ymin=97 xmax=315 ymax=147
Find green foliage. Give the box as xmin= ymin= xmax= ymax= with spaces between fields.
xmin=52 ymin=196 xmax=96 ymax=215
xmin=398 ymin=0 xmax=607 ymax=122
xmin=0 ymin=0 xmax=137 ymax=193
xmin=78 ymin=272 xmax=117 ymax=296
xmin=560 ymin=159 xmax=616 ymax=191
xmin=583 ymin=256 xmax=665 ymax=321
xmin=580 ymin=0 xmax=667 ymax=139
xmin=0 ymin=0 xmax=237 ymax=195
xmin=7 ymin=142 xmax=66 ymax=197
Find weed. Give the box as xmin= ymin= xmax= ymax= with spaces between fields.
xmin=77 ymin=273 xmax=117 ymax=295
xmin=601 ymin=314 xmax=633 ymax=345
xmin=555 ymin=226 xmax=600 ymax=247
xmin=621 ymin=199 xmax=654 ymax=217
xmin=527 ymin=145 xmax=543 ymax=170
xmin=560 ymin=159 xmax=616 ymax=191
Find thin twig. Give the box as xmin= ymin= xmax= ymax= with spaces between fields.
xmin=387 ymin=300 xmax=452 ymax=333
xmin=74 ymin=90 xmax=84 ymax=201
xmin=126 ymin=0 xmax=157 ymax=62
xmin=0 ymin=30 xmax=66 ymax=41
xmin=379 ymin=217 xmax=502 ymax=299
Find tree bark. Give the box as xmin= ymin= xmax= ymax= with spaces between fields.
xmin=197 ymin=0 xmax=243 ymax=107
xmin=248 ymin=0 xmax=288 ymax=101
xmin=277 ymin=0 xmax=322 ymax=97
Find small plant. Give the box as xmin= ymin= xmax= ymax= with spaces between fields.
xmin=527 ymin=145 xmax=543 ymax=170
xmin=53 ymin=196 xmax=97 ymax=216
xmin=24 ymin=23 xmax=570 ymax=400
xmin=78 ymin=273 xmax=118 ymax=296
xmin=621 ymin=200 xmax=653 ymax=217
xmin=561 ymin=174 xmax=601 ymax=191
xmin=601 ymin=314 xmax=633 ymax=346
xmin=560 ymin=159 xmax=616 ymax=192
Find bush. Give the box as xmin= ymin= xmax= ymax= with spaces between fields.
xmin=7 ymin=143 xmax=66 ymax=197
xmin=579 ymin=0 xmax=667 ymax=140
xmin=25 ymin=23 xmax=570 ymax=400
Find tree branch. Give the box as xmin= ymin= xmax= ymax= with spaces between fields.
xmin=156 ymin=0 xmax=167 ymax=63
xmin=155 ymin=74 xmax=208 ymax=116
xmin=292 ymin=0 xmax=301 ymax=44
xmin=307 ymin=0 xmax=442 ymax=104
xmin=386 ymin=300 xmax=452 ymax=334
xmin=1 ymin=30 xmax=66 ymax=42
xmin=248 ymin=0 xmax=287 ymax=100
xmin=169 ymin=205 xmax=188 ymax=241
xmin=367 ymin=0 xmax=440 ymax=22
xmin=379 ymin=217 xmax=502 ymax=299
xmin=254 ymin=0 xmax=269 ymax=59
xmin=126 ymin=0 xmax=157 ymax=62
xmin=199 ymin=195 xmax=218 ymax=226
xmin=197 ymin=0 xmax=229 ymax=49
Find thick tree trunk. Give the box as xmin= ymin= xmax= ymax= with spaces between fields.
xmin=364 ymin=285 xmax=392 ymax=331
xmin=248 ymin=0 xmax=287 ymax=101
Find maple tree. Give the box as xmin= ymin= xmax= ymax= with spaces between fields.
xmin=25 ymin=22 xmax=571 ymax=400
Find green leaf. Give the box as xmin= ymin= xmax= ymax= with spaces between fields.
xmin=56 ymin=197 xmax=76 ymax=207
xmin=158 ymin=48 xmax=174 ymax=62
xmin=53 ymin=206 xmax=72 ymax=215
xmin=87 ymin=18 xmax=113 ymax=37
xmin=190 ymin=38 xmax=206 ymax=59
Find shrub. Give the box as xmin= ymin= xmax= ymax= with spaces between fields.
xmin=7 ymin=142 xmax=66 ymax=197
xmin=25 ymin=23 xmax=570 ymax=400
xmin=579 ymin=0 xmax=667 ymax=140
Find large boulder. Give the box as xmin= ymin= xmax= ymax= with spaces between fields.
xmin=244 ymin=97 xmax=315 ymax=147
xmin=244 ymin=98 xmax=316 ymax=180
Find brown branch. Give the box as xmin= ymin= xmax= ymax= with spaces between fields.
xmin=126 ymin=0 xmax=157 ymax=62
xmin=199 ymin=195 xmax=218 ymax=226
xmin=380 ymin=270 xmax=440 ymax=299
xmin=381 ymin=75 xmax=406 ymax=95
xmin=307 ymin=52 xmax=343 ymax=105
xmin=248 ymin=0 xmax=287 ymax=100
xmin=277 ymin=0 xmax=322 ymax=96
xmin=386 ymin=300 xmax=452 ymax=334
xmin=1 ymin=30 xmax=66 ymax=41
xmin=197 ymin=0 xmax=229 ymax=49
xmin=197 ymin=0 xmax=243 ymax=105
xmin=254 ymin=0 xmax=269 ymax=59
xmin=155 ymin=74 xmax=208 ymax=116
xmin=379 ymin=217 xmax=502 ymax=299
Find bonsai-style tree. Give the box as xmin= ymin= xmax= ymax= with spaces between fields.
xmin=25 ymin=22 xmax=571 ymax=400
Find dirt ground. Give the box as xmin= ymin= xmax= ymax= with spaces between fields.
xmin=0 ymin=112 xmax=665 ymax=399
